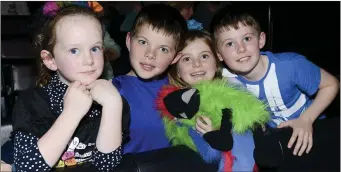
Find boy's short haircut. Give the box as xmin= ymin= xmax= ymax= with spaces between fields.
xmin=130 ymin=4 xmax=188 ymax=52
xmin=210 ymin=6 xmax=262 ymax=45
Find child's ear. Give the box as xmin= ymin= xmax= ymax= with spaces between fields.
xmin=171 ymin=53 xmax=182 ymax=64
xmin=126 ymin=32 xmax=131 ymax=52
xmin=41 ymin=50 xmax=57 ymax=71
xmin=258 ymin=32 xmax=266 ymax=49
xmin=217 ymin=53 xmax=224 ymax=62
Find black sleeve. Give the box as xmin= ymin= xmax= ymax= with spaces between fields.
xmin=92 ymin=146 xmax=123 ymax=171
xmin=13 ymin=131 xmax=51 ymax=171
xmin=121 ymin=96 xmax=131 ymax=144
xmin=11 ymin=88 xmax=56 ymax=138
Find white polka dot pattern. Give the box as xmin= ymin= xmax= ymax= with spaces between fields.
xmin=13 ymin=74 xmax=123 ymax=171
xmin=13 ymin=131 xmax=123 ymax=171
xmin=92 ymin=146 xmax=122 ymax=171
xmin=13 ymin=132 xmax=51 ymax=171
xmin=43 ymin=74 xmax=100 ymax=118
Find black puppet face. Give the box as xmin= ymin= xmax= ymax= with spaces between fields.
xmin=163 ymin=88 xmax=200 ymax=119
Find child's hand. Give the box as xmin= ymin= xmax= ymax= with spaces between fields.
xmin=277 ymin=117 xmax=313 ymax=156
xmin=87 ymin=79 xmax=121 ymax=106
xmin=1 ymin=160 xmax=12 ymax=172
xmin=63 ymin=81 xmax=93 ymax=118
xmin=195 ymin=116 xmax=213 ymax=135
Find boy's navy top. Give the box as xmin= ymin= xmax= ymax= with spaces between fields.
xmin=223 ymin=51 xmax=321 ymax=128
xmin=112 ymin=75 xmax=170 ymax=154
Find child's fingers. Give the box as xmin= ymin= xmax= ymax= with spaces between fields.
xmin=66 ymin=81 xmax=81 ymax=94
xmin=86 ymin=83 xmax=94 ymax=90
xmin=298 ymin=132 xmax=309 ymax=156
xmin=200 ymin=116 xmax=212 ymax=126
xmin=306 ymin=133 xmax=313 ymax=154
xmin=79 ymin=84 xmax=87 ymax=91
xmin=288 ymin=130 xmax=299 ymax=148
xmin=293 ymin=130 xmax=304 ymax=155
xmin=196 ymin=118 xmax=208 ymax=130
xmin=84 ymin=90 xmax=90 ymax=95
xmin=72 ymin=80 xmax=82 ymax=88
xmin=277 ymin=121 xmax=291 ymax=128
xmin=86 ymin=80 xmax=99 ymax=89
xmin=195 ymin=123 xmax=206 ymax=135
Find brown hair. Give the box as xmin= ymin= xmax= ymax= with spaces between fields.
xmin=130 ymin=4 xmax=188 ymax=53
xmin=168 ymin=30 xmax=222 ymax=88
xmin=210 ymin=6 xmax=261 ymax=46
xmin=33 ymin=6 xmax=103 ymax=86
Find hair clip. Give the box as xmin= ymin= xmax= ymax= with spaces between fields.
xmin=42 ymin=1 xmax=59 ymax=17
xmin=187 ymin=19 xmax=204 ymax=31
xmin=42 ymin=1 xmax=103 ymax=17
xmin=88 ymin=1 xmax=103 ymax=13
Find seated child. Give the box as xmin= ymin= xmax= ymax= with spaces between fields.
xmin=165 ymin=30 xmax=257 ymax=171
xmin=11 ymin=2 xmax=129 ymax=171
xmin=112 ymin=4 xmax=188 ymax=154
xmin=210 ymin=6 xmax=340 ymax=170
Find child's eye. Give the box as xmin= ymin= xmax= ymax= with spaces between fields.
xmin=160 ymin=47 xmax=169 ymax=53
xmin=226 ymin=42 xmax=233 ymax=47
xmin=201 ymin=54 xmax=209 ymax=59
xmin=244 ymin=37 xmax=251 ymax=42
xmin=182 ymin=56 xmax=191 ymax=62
xmin=70 ymin=48 xmax=79 ymax=55
xmin=91 ymin=46 xmax=102 ymax=53
xmin=138 ymin=40 xmax=146 ymax=45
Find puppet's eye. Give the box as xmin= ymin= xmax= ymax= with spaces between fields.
xmin=179 ymin=112 xmax=188 ymax=119
xmin=181 ymin=88 xmax=197 ymax=104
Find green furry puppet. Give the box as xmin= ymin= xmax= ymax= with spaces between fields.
xmin=156 ymin=79 xmax=270 ymax=171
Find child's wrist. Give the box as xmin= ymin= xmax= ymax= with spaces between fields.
xmin=299 ymin=115 xmax=314 ymax=124
xmin=61 ymin=109 xmax=85 ymax=121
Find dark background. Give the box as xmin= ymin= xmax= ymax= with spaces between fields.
xmin=1 ymin=1 xmax=340 ymax=123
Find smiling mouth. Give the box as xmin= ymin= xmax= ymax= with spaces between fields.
xmin=237 ymin=56 xmax=251 ymax=63
xmin=140 ymin=63 xmax=155 ymax=71
xmin=190 ymin=71 xmax=206 ymax=77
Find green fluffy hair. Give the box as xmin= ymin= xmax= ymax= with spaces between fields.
xmin=163 ymin=79 xmax=270 ymax=152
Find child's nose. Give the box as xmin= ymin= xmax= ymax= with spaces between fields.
xmin=83 ymin=53 xmax=94 ymax=66
xmin=144 ymin=48 xmax=156 ymax=60
xmin=237 ymin=43 xmax=247 ymax=53
xmin=192 ymin=59 xmax=202 ymax=68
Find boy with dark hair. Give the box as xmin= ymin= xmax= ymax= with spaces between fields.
xmin=112 ymin=4 xmax=188 ymax=154
xmin=211 ymin=6 xmax=340 ymax=171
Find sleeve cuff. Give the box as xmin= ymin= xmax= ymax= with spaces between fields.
xmin=92 ymin=146 xmax=123 ymax=171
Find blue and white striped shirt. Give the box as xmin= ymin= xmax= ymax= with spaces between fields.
xmin=223 ymin=51 xmax=321 ymax=128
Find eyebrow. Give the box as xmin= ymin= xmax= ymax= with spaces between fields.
xmin=93 ymin=41 xmax=103 ymax=46
xmin=135 ymin=36 xmax=173 ymax=50
xmin=221 ymin=32 xmax=254 ymax=46
xmin=200 ymin=50 xmax=212 ymax=55
xmin=136 ymin=35 xmax=148 ymax=40
xmin=63 ymin=41 xmax=103 ymax=48
xmin=181 ymin=50 xmax=212 ymax=57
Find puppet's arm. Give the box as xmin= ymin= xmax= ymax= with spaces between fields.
xmin=203 ymin=108 xmax=233 ymax=151
xmin=253 ymin=126 xmax=284 ymax=168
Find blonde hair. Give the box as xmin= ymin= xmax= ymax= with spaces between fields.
xmin=168 ymin=30 xmax=222 ymax=88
